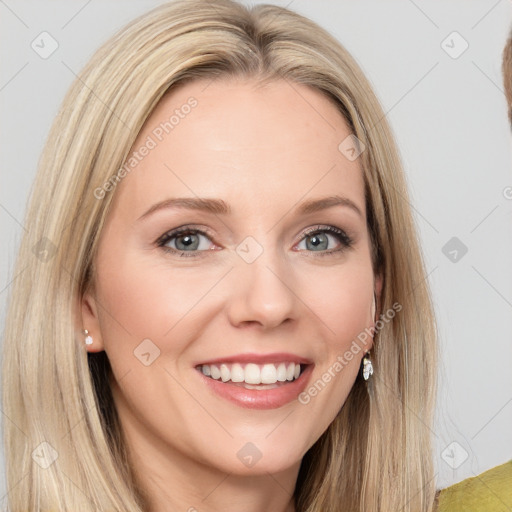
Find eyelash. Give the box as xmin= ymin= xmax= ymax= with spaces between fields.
xmin=156 ymin=224 xmax=354 ymax=258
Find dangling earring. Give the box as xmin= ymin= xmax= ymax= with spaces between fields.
xmin=84 ymin=329 xmax=93 ymax=345
xmin=362 ymin=351 xmax=373 ymax=381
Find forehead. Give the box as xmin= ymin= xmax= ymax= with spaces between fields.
xmin=109 ymin=77 xmax=365 ymax=220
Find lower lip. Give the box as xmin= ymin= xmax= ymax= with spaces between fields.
xmin=197 ymin=365 xmax=314 ymax=410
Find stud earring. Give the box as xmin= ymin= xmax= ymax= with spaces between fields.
xmin=84 ymin=329 xmax=93 ymax=345
xmin=362 ymin=351 xmax=373 ymax=381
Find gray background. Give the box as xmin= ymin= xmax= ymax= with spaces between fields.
xmin=1 ymin=0 xmax=511 ymax=499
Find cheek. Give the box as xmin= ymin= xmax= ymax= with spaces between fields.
xmin=294 ymin=262 xmax=374 ymax=424
xmin=304 ymin=261 xmax=374 ymax=351
xmin=94 ymin=249 xmax=213 ymax=366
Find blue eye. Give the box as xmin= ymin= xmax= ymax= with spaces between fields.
xmin=157 ymin=226 xmax=214 ymax=257
xmin=156 ymin=224 xmax=353 ymax=258
xmin=297 ymin=225 xmax=353 ymax=256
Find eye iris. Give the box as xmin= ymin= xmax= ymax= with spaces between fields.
xmin=176 ymin=233 xmax=199 ymax=251
xmin=306 ymin=233 xmax=328 ymax=251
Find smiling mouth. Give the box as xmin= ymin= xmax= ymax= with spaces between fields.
xmin=196 ymin=361 xmax=306 ymax=389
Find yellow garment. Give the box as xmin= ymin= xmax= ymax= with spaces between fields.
xmin=437 ymin=460 xmax=512 ymax=511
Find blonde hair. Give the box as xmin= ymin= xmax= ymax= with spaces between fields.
xmin=1 ymin=1 xmax=438 ymax=510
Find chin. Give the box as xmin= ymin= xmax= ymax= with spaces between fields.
xmin=223 ymin=452 xmax=302 ymax=477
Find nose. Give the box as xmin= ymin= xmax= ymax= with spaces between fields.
xmin=226 ymin=248 xmax=298 ymax=330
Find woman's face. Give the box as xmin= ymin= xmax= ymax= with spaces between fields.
xmin=83 ymin=77 xmax=381 ymax=479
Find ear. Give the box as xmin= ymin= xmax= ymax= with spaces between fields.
xmin=80 ymin=288 xmax=105 ymax=353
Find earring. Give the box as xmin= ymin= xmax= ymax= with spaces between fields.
xmin=362 ymin=351 xmax=373 ymax=381
xmin=84 ymin=329 xmax=93 ymax=345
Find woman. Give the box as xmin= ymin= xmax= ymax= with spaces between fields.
xmin=1 ymin=1 xmax=509 ymax=510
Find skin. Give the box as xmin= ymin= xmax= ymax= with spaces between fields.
xmin=81 ymin=77 xmax=383 ymax=512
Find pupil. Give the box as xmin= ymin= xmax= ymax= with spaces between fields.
xmin=177 ymin=234 xmax=198 ymax=250
xmin=307 ymin=233 xmax=327 ymax=250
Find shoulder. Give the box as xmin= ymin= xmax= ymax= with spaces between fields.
xmin=436 ymin=460 xmax=512 ymax=512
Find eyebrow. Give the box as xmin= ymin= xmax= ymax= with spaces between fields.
xmin=137 ymin=195 xmax=364 ymax=221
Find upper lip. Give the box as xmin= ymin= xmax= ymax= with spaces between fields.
xmin=195 ymin=352 xmax=314 ymax=367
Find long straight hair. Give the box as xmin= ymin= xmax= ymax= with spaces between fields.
xmin=1 ymin=1 xmax=437 ymax=510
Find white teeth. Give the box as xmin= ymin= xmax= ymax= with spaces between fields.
xmin=260 ymin=364 xmax=277 ymax=384
xmin=220 ymin=364 xmax=230 ymax=382
xmin=244 ymin=363 xmax=261 ymax=384
xmin=231 ymin=363 xmax=244 ymax=382
xmin=286 ymin=363 xmax=295 ymax=381
xmin=210 ymin=365 xmax=221 ymax=380
xmin=276 ymin=363 xmax=287 ymax=382
xmin=199 ymin=361 xmax=304 ymax=385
